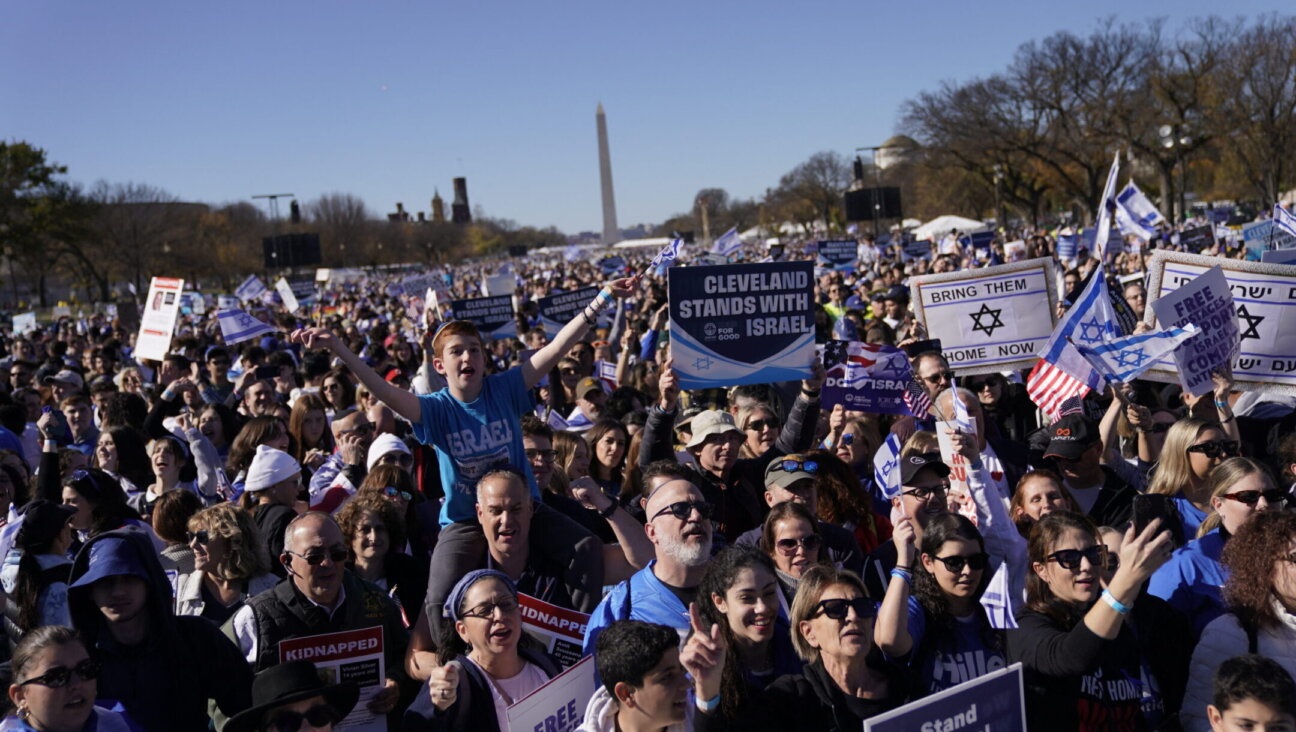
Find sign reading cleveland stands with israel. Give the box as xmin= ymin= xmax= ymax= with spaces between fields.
xmin=669 ymin=261 xmax=815 ymax=390
xmin=910 ymin=258 xmax=1059 ymax=375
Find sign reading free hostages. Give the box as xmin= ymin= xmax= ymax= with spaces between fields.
xmin=668 ymin=262 xmax=815 ymax=390
xmin=910 ymin=258 xmax=1059 ymax=375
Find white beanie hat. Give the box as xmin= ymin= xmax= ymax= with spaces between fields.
xmin=366 ymin=433 xmax=412 ymax=472
xmin=245 ymin=445 xmax=301 ymax=492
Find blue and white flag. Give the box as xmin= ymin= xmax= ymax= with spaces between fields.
xmin=712 ymin=227 xmax=743 ymax=257
xmin=1093 ymin=151 xmax=1121 ymax=260
xmin=1114 ymin=181 xmax=1165 ymax=241
xmin=235 ymin=275 xmax=268 ymax=303
xmin=1274 ymin=204 xmax=1296 ymax=239
xmin=648 ymin=238 xmax=683 ymax=272
xmin=1073 ymin=324 xmax=1201 ymax=384
xmin=1027 ymin=265 xmax=1124 ymax=405
xmin=873 ymin=433 xmax=904 ymax=500
xmin=949 ymin=379 xmax=973 ymax=432
xmin=564 ymin=244 xmax=582 ymax=262
xmin=217 ymin=309 xmax=276 ymax=345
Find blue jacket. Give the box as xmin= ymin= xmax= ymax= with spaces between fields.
xmin=582 ymin=561 xmax=690 ymax=657
xmin=1147 ymin=528 xmax=1227 ymax=637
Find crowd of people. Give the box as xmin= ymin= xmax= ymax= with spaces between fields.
xmin=0 ymin=225 xmax=1293 ymax=732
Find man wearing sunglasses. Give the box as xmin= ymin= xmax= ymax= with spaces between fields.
xmin=229 ymin=512 xmax=409 ymax=720
xmin=307 ymin=409 xmax=374 ymax=512
xmin=66 ymin=528 xmax=253 ymax=731
xmin=1042 ymin=414 xmax=1136 ymax=529
xmin=861 ymin=453 xmax=953 ymax=602
xmin=583 ymin=479 xmax=715 ymax=658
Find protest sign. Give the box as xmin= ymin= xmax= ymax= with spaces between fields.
xmin=450 ymin=295 xmax=517 ymax=339
xmin=1179 ymin=225 xmax=1215 ymax=252
xmin=910 ymin=259 xmax=1058 ymax=375
xmin=696 ymin=253 xmax=729 ymax=266
xmin=135 ymin=277 xmax=184 ymax=361
xmin=1146 ymin=251 xmax=1296 ymax=394
xmin=864 ymin=663 xmax=1025 ymax=732
xmin=1147 ymin=265 xmax=1237 ymax=397
xmin=1003 ymin=240 xmax=1027 ymax=261
xmin=506 ymin=655 xmax=597 ymax=732
xmin=278 ymin=626 xmax=385 ymax=732
xmin=217 ymin=295 xmax=240 ymax=311
xmin=287 ymin=276 xmax=317 ymax=307
xmin=668 ymin=261 xmax=815 ymax=390
xmin=518 ymin=594 xmax=589 ymax=670
xmin=821 ymin=340 xmax=911 ymax=415
xmin=1056 ymin=233 xmax=1078 ymax=262
xmin=597 ymin=255 xmax=625 ymax=276
xmin=483 ymin=273 xmax=515 ymax=297
xmin=902 ymin=239 xmax=932 ymax=260
xmin=1261 ymin=249 xmax=1296 ymax=265
xmin=816 ymin=239 xmax=858 ymax=271
xmin=1242 ymin=220 xmax=1296 ymax=260
xmin=11 ymin=312 xmax=36 ymax=335
xmin=274 ymin=277 xmax=300 ymax=314
xmin=52 ymin=305 xmax=71 ymax=318
xmin=935 ymin=417 xmax=979 ymax=527
xmin=537 ymin=287 xmax=602 ymax=338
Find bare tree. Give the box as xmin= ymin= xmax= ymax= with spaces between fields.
xmin=1216 ymin=15 xmax=1296 ymax=205
xmin=88 ymin=181 xmax=199 ymax=296
xmin=307 ymin=193 xmax=372 ymax=266
xmin=777 ymin=152 xmax=852 ymax=231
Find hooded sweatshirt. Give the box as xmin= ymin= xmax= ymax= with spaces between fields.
xmin=67 ymin=529 xmax=252 ymax=732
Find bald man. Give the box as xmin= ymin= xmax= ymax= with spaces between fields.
xmin=582 ymin=479 xmax=714 ymax=655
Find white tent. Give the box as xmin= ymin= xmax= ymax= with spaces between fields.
xmin=612 ymin=237 xmax=672 ymax=249
xmin=913 ymin=215 xmax=988 ymax=241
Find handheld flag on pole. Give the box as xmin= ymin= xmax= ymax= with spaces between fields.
xmin=903 ymin=372 xmax=934 ymax=419
xmin=1071 ymin=324 xmax=1201 ymax=385
xmin=1025 ymin=265 xmax=1124 ymax=419
xmin=1092 ymin=151 xmax=1121 ymax=260
xmin=1274 ymin=204 xmax=1296 ymax=239
xmin=873 ymin=433 xmax=904 ymax=500
xmin=712 ymin=227 xmax=743 ymax=257
xmin=644 ymin=237 xmax=683 ymax=275
xmin=217 ymin=309 xmax=276 ymax=345
xmin=949 ymin=379 xmax=973 ymax=432
xmin=1115 ymin=181 xmax=1166 ymax=241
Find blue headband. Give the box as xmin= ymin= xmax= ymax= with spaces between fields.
xmin=443 ymin=569 xmax=516 ymax=622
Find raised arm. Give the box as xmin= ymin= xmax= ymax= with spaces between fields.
xmin=290 ymin=327 xmax=421 ymax=423
xmin=874 ymin=516 xmax=918 ymax=657
xmin=522 ymin=277 xmax=637 ymax=389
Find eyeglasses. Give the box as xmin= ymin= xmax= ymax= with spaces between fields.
xmin=525 ymin=448 xmax=558 ymax=463
xmin=382 ymin=486 xmax=413 ymax=502
xmin=263 ymin=705 xmax=341 ymax=732
xmin=812 ymin=596 xmax=876 ymax=621
xmin=462 ymin=598 xmax=519 ymax=619
xmin=1221 ymin=489 xmax=1289 ymax=506
xmin=1046 ymin=546 xmax=1105 ymax=571
xmin=901 ymin=484 xmax=948 ymax=502
xmin=930 ymin=552 xmax=989 ymax=573
xmin=839 ymin=433 xmax=854 ymax=446
xmin=19 ymin=659 xmax=100 ymax=688
xmin=775 ymin=535 xmax=821 ymax=555
xmin=922 ymin=370 xmax=956 ymax=385
xmin=1187 ymin=440 xmax=1241 ymax=459
xmin=773 ymin=458 xmax=818 ymax=475
xmin=186 ymin=530 xmax=210 ymax=545
xmin=966 ymin=376 xmax=1002 ymax=391
xmin=287 ymin=547 xmax=349 ymax=566
xmin=746 ymin=418 xmax=779 ymax=432
xmin=650 ymin=500 xmax=713 ymax=521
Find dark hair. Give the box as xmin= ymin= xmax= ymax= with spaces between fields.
xmin=806 ymin=448 xmax=872 ymax=526
xmin=1211 ymin=654 xmax=1296 ymax=717
xmin=151 ymin=489 xmax=203 ymax=545
xmin=586 ymin=419 xmax=630 ymax=484
xmin=520 ymin=414 xmax=552 ymax=440
xmin=100 ymin=392 xmax=148 ymax=431
xmin=14 ymin=516 xmax=70 ymax=632
xmin=912 ymin=513 xmax=1001 ymax=654
xmin=696 ymin=545 xmax=777 ymax=719
xmin=322 ymin=367 xmax=356 ymax=411
xmin=1277 ymin=432 xmax=1296 ymax=488
xmin=641 ymin=460 xmax=690 ymax=504
xmin=759 ymin=501 xmax=823 ymax=560
xmin=337 ymin=495 xmax=407 ymax=567
xmin=199 ymin=403 xmax=243 ymax=448
xmin=594 ymin=620 xmax=681 ymax=698
xmin=1222 ymin=510 xmax=1296 ymax=632
xmin=99 ymin=426 xmax=152 ymax=493
xmin=0 ymin=404 xmax=24 ymax=434
xmin=435 ymin=573 xmax=524 ymax=659
xmin=1025 ymin=511 xmax=1098 ymax=629
xmin=66 ymin=468 xmax=140 ymax=537
xmin=227 ymin=416 xmax=286 ymax=476
xmin=11 ymin=626 xmax=84 ymax=682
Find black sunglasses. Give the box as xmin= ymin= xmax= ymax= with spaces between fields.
xmin=966 ymin=376 xmax=1003 ymax=391
xmin=186 ymin=530 xmax=210 ymax=545
xmin=774 ymin=459 xmax=818 ymax=475
xmin=19 ymin=659 xmax=100 ymax=688
xmin=1186 ymin=440 xmax=1240 ymax=459
xmin=746 ymin=418 xmax=779 ymax=432
xmin=775 ymin=535 xmax=821 ymax=555
xmin=813 ymin=596 xmax=875 ymax=621
xmin=1047 ymin=546 xmax=1105 ymax=571
xmin=263 ymin=704 xmax=340 ymax=732
xmin=288 ymin=547 xmax=349 ymax=566
xmin=922 ymin=370 xmax=956 ymax=385
xmin=930 ymin=552 xmax=989 ymax=573
xmin=1222 ymin=489 xmax=1289 ymax=507
xmin=650 ymin=500 xmax=713 ymax=521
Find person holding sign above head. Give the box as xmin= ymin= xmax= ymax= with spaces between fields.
xmin=405 ymin=570 xmax=562 ymax=732
xmin=578 ymin=620 xmax=693 ymax=732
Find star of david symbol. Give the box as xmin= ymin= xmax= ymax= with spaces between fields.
xmin=693 ymin=357 xmax=713 ymax=371
xmin=1114 ymin=348 xmax=1148 ymax=368
xmin=880 ymin=355 xmax=910 ymax=379
xmin=969 ymin=303 xmax=1005 ymax=338
xmin=1077 ymin=316 xmax=1107 ymax=344
xmin=1237 ymin=304 xmax=1264 ymax=341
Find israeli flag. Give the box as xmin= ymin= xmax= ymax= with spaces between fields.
xmin=217 ymin=309 xmax=276 ymax=345
xmin=1093 ymin=151 xmax=1121 ymax=259
xmin=1040 ymin=265 xmax=1125 ymax=391
xmin=564 ymin=244 xmax=582 ymax=263
xmin=649 ymin=238 xmax=683 ymax=271
xmin=712 ymin=227 xmax=743 ymax=257
xmin=1274 ymin=204 xmax=1296 ymax=239
xmin=873 ymin=433 xmax=904 ymax=500
xmin=1072 ymin=324 xmax=1201 ymax=384
xmin=949 ymin=379 xmax=973 ymax=432
xmin=235 ymin=275 xmax=268 ymax=302
xmin=1115 ymin=182 xmax=1165 ymax=241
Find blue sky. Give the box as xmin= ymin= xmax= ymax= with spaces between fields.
xmin=2 ymin=1 xmax=1284 ymax=234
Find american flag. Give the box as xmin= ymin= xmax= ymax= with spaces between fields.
xmin=903 ymin=372 xmax=933 ymax=418
xmin=1026 ymin=360 xmax=1090 ymax=421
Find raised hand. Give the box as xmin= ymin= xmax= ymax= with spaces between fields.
xmin=1116 ymin=518 xmax=1174 ymax=586
xmin=607 ymin=276 xmax=639 ymax=299
xmin=892 ymin=516 xmax=918 ymax=568
xmin=570 ymin=476 xmax=613 ymax=514
xmin=290 ymin=327 xmax=340 ymax=354
xmin=679 ymin=602 xmax=726 ymax=703
xmin=658 ymin=358 xmax=680 ymax=411
xmin=427 ymin=661 xmax=460 ymax=712
xmin=338 ymin=430 xmax=367 ymax=467
xmin=803 ymin=359 xmax=826 ymax=392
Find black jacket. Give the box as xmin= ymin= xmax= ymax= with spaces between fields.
xmin=402 ymin=647 xmax=561 ymax=731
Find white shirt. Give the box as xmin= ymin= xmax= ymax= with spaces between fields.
xmin=229 ymin=583 xmax=347 ymax=663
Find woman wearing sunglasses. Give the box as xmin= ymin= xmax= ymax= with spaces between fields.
xmin=759 ymin=502 xmax=828 ymax=613
xmin=737 ymin=405 xmax=781 ymax=460
xmin=1009 ymin=511 xmax=1188 ymax=730
xmin=3 ymin=626 xmax=140 ymax=732
xmin=875 ymin=513 xmax=1005 ymax=694
xmin=174 ymin=503 xmax=276 ymax=624
xmin=1182 ymin=510 xmax=1296 ymax=731
xmin=336 ymin=495 xmax=427 ymax=621
xmin=1147 ymin=417 xmax=1240 ymax=540
xmin=357 ymin=464 xmax=440 ymax=559
xmin=406 ymin=570 xmax=562 ymax=731
xmin=1149 ymin=458 xmax=1285 ymax=637
xmin=964 ymin=372 xmax=1036 ymax=443
xmin=688 ymin=565 xmax=908 ymax=732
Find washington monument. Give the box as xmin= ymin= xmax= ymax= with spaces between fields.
xmin=597 ymin=102 xmax=619 ymax=244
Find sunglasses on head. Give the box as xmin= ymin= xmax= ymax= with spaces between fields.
xmin=1222 ymin=489 xmax=1289 ymax=506
xmin=186 ymin=530 xmax=210 ymax=545
xmin=69 ymin=469 xmax=101 ymax=499
xmin=922 ymin=370 xmax=956 ymax=385
xmin=1046 ymin=546 xmax=1105 ymax=571
xmin=382 ymin=485 xmax=413 ymax=502
xmin=651 ymin=500 xmax=713 ymax=521
xmin=746 ymin=418 xmax=779 ymax=432
xmin=19 ymin=658 xmax=100 ymax=688
xmin=813 ymin=596 xmax=875 ymax=621
xmin=930 ymin=552 xmax=989 ymax=573
xmin=775 ymin=535 xmax=821 ymax=555
xmin=262 ymin=705 xmax=341 ymax=732
xmin=1187 ymin=440 xmax=1240 ymax=459
xmin=288 ymin=547 xmax=349 ymax=566
xmin=774 ymin=459 xmax=818 ymax=475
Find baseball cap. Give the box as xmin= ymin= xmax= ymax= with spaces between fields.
xmin=765 ymin=454 xmax=818 ymax=490
xmin=575 ymin=377 xmax=603 ymax=400
xmin=899 ymin=452 xmax=951 ymax=486
xmin=1043 ymin=414 xmax=1098 ymax=461
xmin=684 ymin=410 xmax=743 ymax=449
xmin=42 ymin=370 xmax=84 ymax=390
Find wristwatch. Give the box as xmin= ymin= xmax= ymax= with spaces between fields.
xmin=598 ymin=501 xmax=618 ymax=519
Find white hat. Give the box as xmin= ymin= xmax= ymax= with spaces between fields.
xmin=245 ymin=445 xmax=301 ymax=492
xmin=366 ymin=433 xmax=412 ymax=472
xmin=684 ymin=410 xmax=743 ymax=449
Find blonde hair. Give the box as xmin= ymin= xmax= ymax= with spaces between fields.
xmin=901 ymin=430 xmax=939 ymax=457
xmin=189 ymin=503 xmax=269 ymax=581
xmin=1147 ymin=418 xmax=1219 ymax=496
xmin=736 ymin=404 xmax=778 ymax=459
xmin=1197 ymin=457 xmax=1275 ymax=538
xmin=788 ymin=565 xmax=870 ymax=663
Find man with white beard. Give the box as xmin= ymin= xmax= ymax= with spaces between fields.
xmin=582 ymin=479 xmax=714 ymax=656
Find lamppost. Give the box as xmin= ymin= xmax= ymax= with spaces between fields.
xmin=1158 ymin=125 xmax=1191 ymax=225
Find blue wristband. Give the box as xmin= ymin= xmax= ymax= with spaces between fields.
xmin=889 ymin=568 xmax=912 ymax=584
xmin=1101 ymin=589 xmax=1131 ymax=615
xmin=697 ymin=694 xmax=720 ymax=713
